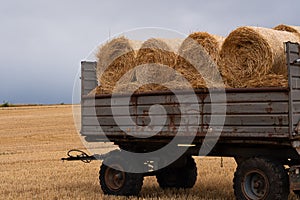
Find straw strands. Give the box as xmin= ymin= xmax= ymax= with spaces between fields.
xmin=218 ymin=26 xmax=300 ymax=87
xmin=273 ymin=24 xmax=300 ymax=38
xmin=88 ymin=85 xmax=111 ymax=96
xmin=113 ymin=77 xmax=192 ymax=94
xmin=96 ymin=36 xmax=141 ymax=92
xmin=90 ymin=25 xmax=300 ymax=96
xmin=135 ymin=38 xmax=177 ymax=84
xmin=188 ymin=32 xmax=225 ymax=62
xmin=244 ymin=74 xmax=288 ymax=88
xmin=175 ymin=33 xmax=224 ymax=89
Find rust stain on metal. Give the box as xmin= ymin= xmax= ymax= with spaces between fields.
xmin=265 ymin=105 xmax=273 ymax=114
xmin=143 ymin=109 xmax=148 ymax=115
xmin=169 ymin=115 xmax=177 ymax=134
xmin=278 ymin=117 xmax=283 ymax=126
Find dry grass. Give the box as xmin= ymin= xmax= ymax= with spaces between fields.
xmin=88 ymin=85 xmax=111 ymax=96
xmin=135 ymin=38 xmax=177 ymax=85
xmin=273 ymin=24 xmax=300 ymax=38
xmin=1 ymin=105 xmax=297 ymax=199
xmin=218 ymin=26 xmax=300 ymax=88
xmin=175 ymin=36 xmax=224 ymax=89
xmin=187 ymin=32 xmax=224 ymax=62
xmin=96 ymin=37 xmax=140 ymax=92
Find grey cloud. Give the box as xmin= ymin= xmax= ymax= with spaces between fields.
xmin=0 ymin=0 xmax=299 ymax=103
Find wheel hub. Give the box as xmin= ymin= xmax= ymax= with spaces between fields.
xmin=243 ymin=170 xmax=269 ymax=199
xmin=105 ymin=165 xmax=126 ymax=191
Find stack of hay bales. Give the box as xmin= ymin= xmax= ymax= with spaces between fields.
xmin=95 ymin=36 xmax=141 ymax=94
xmin=114 ymin=38 xmax=183 ymax=94
xmin=218 ymin=26 xmax=300 ymax=88
xmin=175 ymin=32 xmax=225 ymax=88
xmin=89 ymin=25 xmax=300 ymax=96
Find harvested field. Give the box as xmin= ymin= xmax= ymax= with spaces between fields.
xmin=0 ymin=105 xmax=298 ymax=199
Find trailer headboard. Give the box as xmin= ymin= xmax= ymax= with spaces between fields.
xmin=81 ymin=61 xmax=97 ymax=96
xmin=286 ymin=42 xmax=300 ymax=138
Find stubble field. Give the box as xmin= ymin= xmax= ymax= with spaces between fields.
xmin=0 ymin=105 xmax=297 ymax=199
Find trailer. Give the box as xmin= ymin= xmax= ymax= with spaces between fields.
xmin=64 ymin=42 xmax=300 ymax=199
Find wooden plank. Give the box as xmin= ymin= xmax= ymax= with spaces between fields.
xmin=291 ymin=66 xmax=300 ymax=77
xmin=293 ymin=115 xmax=300 ymax=124
xmin=83 ymin=101 xmax=289 ymax=116
xmin=84 ymin=105 xmax=185 ymax=117
xmin=82 ymin=115 xmax=201 ymax=126
xmin=83 ymin=77 xmax=97 ymax=81
xmin=220 ymin=132 xmax=288 ymax=138
xmin=81 ymin=126 xmax=289 ymax=138
xmin=83 ymin=106 xmax=135 ymax=116
xmin=137 ymin=92 xmax=288 ymax=105
xmin=82 ymin=61 xmax=96 ymax=71
xmin=204 ymin=115 xmax=288 ymax=126
xmin=136 ymin=115 xmax=200 ymax=126
xmin=83 ymin=89 xmax=94 ymax=96
xmin=81 ymin=125 xmax=200 ymax=134
xmin=83 ymin=80 xmax=97 ymax=90
xmin=294 ymin=102 xmax=300 ymax=112
xmin=81 ymin=126 xmax=289 ymax=134
xmin=83 ymin=71 xmax=97 ymax=80
xmin=83 ymin=116 xmax=137 ymax=126
xmin=204 ymin=92 xmax=288 ymax=103
xmin=292 ymin=90 xmax=300 ymax=100
xmin=83 ymin=91 xmax=288 ymax=107
xmin=82 ymin=97 xmax=135 ymax=107
xmin=292 ymin=78 xmax=300 ymax=89
xmin=204 ymin=126 xmax=288 ymax=134
xmin=82 ymin=114 xmax=288 ymax=127
xmin=287 ymin=43 xmax=300 ymax=54
xmin=204 ymin=102 xmax=288 ymax=114
xmin=137 ymin=95 xmax=199 ymax=105
xmin=136 ymin=104 xmax=200 ymax=115
xmin=289 ymin=53 xmax=300 ymax=64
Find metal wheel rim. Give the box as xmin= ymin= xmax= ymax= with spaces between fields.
xmin=104 ymin=164 xmax=126 ymax=191
xmin=242 ymin=170 xmax=269 ymax=200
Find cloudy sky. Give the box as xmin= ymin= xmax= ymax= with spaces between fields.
xmin=0 ymin=0 xmax=299 ymax=104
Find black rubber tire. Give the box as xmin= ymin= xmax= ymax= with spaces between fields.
xmin=99 ymin=151 xmax=144 ymax=196
xmin=156 ymin=156 xmax=197 ymax=189
xmin=233 ymin=157 xmax=289 ymax=200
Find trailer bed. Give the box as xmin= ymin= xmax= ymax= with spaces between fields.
xmin=80 ymin=42 xmax=300 ymax=159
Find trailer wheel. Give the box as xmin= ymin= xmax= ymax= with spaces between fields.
xmin=233 ymin=157 xmax=289 ymax=200
xmin=156 ymin=156 xmax=197 ymax=189
xmin=99 ymin=152 xmax=144 ymax=196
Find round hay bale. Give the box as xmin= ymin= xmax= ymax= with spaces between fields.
xmin=96 ymin=36 xmax=141 ymax=92
xmin=156 ymin=38 xmax=185 ymax=53
xmin=273 ymin=24 xmax=300 ymax=38
xmin=135 ymin=38 xmax=177 ymax=84
xmin=113 ymin=82 xmax=169 ymax=94
xmin=218 ymin=26 xmax=300 ymax=88
xmin=175 ymin=35 xmax=222 ymax=89
xmin=243 ymin=74 xmax=288 ymax=88
xmin=88 ymin=85 xmax=111 ymax=96
xmin=188 ymin=32 xmax=225 ymax=62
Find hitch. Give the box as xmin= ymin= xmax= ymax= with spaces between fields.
xmin=61 ymin=149 xmax=107 ymax=163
